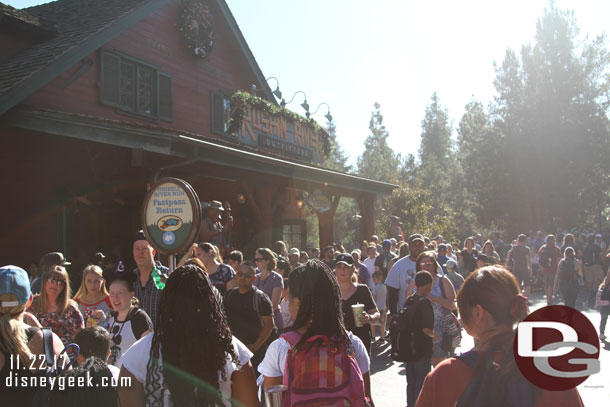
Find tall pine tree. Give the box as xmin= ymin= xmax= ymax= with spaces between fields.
xmin=357 ymin=103 xmax=401 ymax=183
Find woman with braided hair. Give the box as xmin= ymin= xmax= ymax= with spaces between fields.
xmin=118 ymin=264 xmax=258 ymax=407
xmin=416 ymin=265 xmax=583 ymax=407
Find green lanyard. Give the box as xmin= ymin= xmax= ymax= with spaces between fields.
xmin=152 ymin=266 xmax=165 ymax=290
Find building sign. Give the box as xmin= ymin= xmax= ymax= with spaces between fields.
xmin=141 ymin=178 xmax=201 ymax=255
xmin=307 ymin=189 xmax=332 ymax=213
xmin=212 ymin=92 xmax=325 ymax=163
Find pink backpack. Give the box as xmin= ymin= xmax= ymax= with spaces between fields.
xmin=281 ymin=331 xmax=368 ymax=407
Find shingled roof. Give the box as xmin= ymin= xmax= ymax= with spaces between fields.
xmin=0 ymin=0 xmax=169 ymax=115
xmin=0 ymin=2 xmax=54 ymax=33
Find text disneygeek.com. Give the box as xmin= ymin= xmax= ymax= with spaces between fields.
xmin=5 ymin=372 xmax=132 ymax=390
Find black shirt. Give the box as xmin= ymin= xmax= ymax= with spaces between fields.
xmin=341 ymin=284 xmax=377 ymax=350
xmin=224 ymin=287 xmax=273 ymax=344
xmin=408 ymin=294 xmax=434 ymax=358
xmin=583 ymin=244 xmax=602 ymax=266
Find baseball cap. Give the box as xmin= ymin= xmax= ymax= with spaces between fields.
xmin=288 ymin=248 xmax=300 ymax=256
xmin=133 ymin=230 xmax=147 ymax=243
xmin=444 ymin=259 xmax=457 ymax=270
xmin=0 ymin=266 xmax=31 ymax=307
xmin=335 ymin=253 xmax=354 ymax=266
xmin=596 ymin=233 xmax=603 ymax=238
xmin=408 ymin=234 xmax=424 ymax=244
xmin=382 ymin=239 xmax=392 ymax=248
xmin=40 ymin=252 xmax=71 ymax=267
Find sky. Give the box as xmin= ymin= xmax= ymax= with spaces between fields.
xmin=6 ymin=0 xmax=610 ymax=166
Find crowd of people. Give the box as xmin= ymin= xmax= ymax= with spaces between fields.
xmin=2 ymin=223 xmax=609 ymax=406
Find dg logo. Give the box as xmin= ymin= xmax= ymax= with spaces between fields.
xmin=514 ymin=305 xmax=600 ymax=391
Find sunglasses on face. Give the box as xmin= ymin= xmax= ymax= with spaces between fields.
xmin=420 ymin=261 xmax=435 ymax=267
xmin=48 ymin=277 xmax=66 ymax=286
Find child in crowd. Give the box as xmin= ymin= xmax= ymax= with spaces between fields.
xmin=406 ymin=271 xmax=436 ymax=407
xmin=443 ymin=259 xmax=464 ymax=293
xmin=74 ymin=325 xmax=120 ymax=380
xmin=372 ymin=271 xmax=388 ymax=342
xmin=73 ymin=265 xmax=112 ymax=328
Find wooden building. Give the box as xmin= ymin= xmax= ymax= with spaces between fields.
xmin=0 ymin=0 xmax=395 ymax=268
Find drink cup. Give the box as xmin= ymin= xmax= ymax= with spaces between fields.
xmin=352 ymin=303 xmax=365 ymax=327
xmin=264 ymin=384 xmax=287 ymax=407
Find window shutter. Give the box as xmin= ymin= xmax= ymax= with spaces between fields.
xmin=100 ymin=50 xmax=120 ymax=107
xmin=158 ymin=72 xmax=173 ymax=122
xmin=210 ymin=90 xmax=227 ymax=135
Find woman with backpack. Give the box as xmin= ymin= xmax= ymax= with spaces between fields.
xmin=0 ymin=265 xmax=64 ymax=406
xmin=416 ymin=265 xmax=584 ymax=407
xmin=259 ymin=259 xmax=373 ymax=406
xmin=553 ymin=247 xmax=584 ymax=308
xmin=118 ymin=263 xmax=258 ymax=407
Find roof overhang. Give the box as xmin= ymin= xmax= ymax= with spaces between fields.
xmin=4 ymin=108 xmax=397 ymax=197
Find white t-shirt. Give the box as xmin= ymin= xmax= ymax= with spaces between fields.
xmin=258 ymin=331 xmax=369 ymax=379
xmin=372 ymin=282 xmax=387 ymax=311
xmin=362 ymin=257 xmax=376 ymax=276
xmin=385 ymin=256 xmax=416 ymax=313
xmin=122 ymin=334 xmax=252 ymax=406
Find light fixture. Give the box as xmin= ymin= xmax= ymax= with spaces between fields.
xmin=266 ymin=77 xmax=282 ymax=100
xmin=283 ymin=91 xmax=309 ymax=117
xmin=311 ymin=102 xmax=333 ymax=122
xmin=236 ymin=191 xmax=246 ymax=205
xmin=296 ymin=191 xmax=305 ymax=209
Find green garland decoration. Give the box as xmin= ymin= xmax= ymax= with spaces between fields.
xmin=179 ymin=0 xmax=215 ymax=61
xmin=227 ymin=91 xmax=331 ymax=157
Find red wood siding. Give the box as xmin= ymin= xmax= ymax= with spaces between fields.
xmin=23 ymin=0 xmax=262 ymax=141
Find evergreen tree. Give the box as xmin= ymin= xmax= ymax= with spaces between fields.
xmin=322 ymin=119 xmax=351 ymax=172
xmin=491 ymin=3 xmax=610 ymax=230
xmin=418 ymin=93 xmax=457 ymax=203
xmin=357 ymin=103 xmax=401 ymax=183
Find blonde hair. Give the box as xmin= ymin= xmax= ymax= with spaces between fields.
xmin=35 ymin=265 xmax=74 ymax=316
xmin=73 ymin=265 xmax=108 ymax=300
xmin=0 ymin=294 xmax=32 ymax=367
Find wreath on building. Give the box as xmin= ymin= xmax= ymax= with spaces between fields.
xmin=179 ymin=0 xmax=215 ymax=60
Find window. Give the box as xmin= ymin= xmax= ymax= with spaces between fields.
xmin=283 ymin=221 xmax=305 ymax=250
xmin=211 ymin=90 xmax=231 ymax=135
xmin=100 ymin=49 xmax=173 ymax=121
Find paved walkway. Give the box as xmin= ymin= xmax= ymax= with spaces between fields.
xmin=370 ymin=291 xmax=609 ymax=406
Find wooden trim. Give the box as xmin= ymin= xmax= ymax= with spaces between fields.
xmin=6 ymin=109 xmax=397 ymax=197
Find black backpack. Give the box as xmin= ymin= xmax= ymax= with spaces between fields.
xmin=32 ymin=329 xmax=80 ymax=407
xmin=390 ymin=295 xmax=422 ymax=362
xmin=539 ymin=246 xmax=552 ymax=268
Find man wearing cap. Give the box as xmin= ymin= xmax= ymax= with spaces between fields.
xmin=132 ymin=230 xmax=168 ymax=329
xmin=199 ymin=200 xmax=231 ymax=248
xmin=287 ymin=248 xmax=302 ymax=270
xmin=443 ymin=259 xmax=464 ymax=292
xmin=437 ymin=244 xmax=450 ymax=275
xmin=374 ymin=239 xmax=397 ymax=280
xmin=385 ymin=234 xmax=425 ymax=315
xmin=31 ymin=252 xmax=71 ymax=295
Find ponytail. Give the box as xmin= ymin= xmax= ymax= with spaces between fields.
xmin=0 ymin=304 xmax=33 ymax=367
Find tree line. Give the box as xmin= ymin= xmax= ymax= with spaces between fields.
xmin=318 ymin=4 xmax=610 ymax=247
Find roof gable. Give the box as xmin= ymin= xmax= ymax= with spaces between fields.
xmin=0 ymin=0 xmax=278 ymax=118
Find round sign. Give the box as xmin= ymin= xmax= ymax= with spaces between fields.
xmin=513 ymin=305 xmax=600 ymax=391
xmin=141 ymin=178 xmax=201 ymax=255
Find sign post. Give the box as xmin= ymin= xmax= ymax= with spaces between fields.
xmin=141 ymin=178 xmax=201 ymax=271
